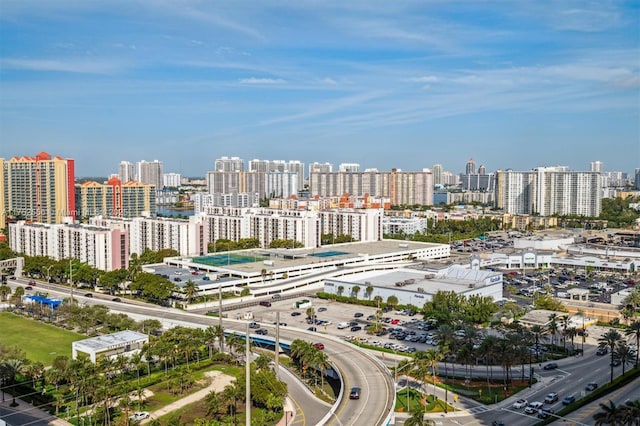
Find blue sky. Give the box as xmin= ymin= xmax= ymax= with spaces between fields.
xmin=1 ymin=0 xmax=638 ymax=177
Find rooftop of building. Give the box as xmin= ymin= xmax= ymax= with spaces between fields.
xmin=73 ymin=330 xmax=148 ymax=351
xmin=327 ymin=264 xmax=500 ymax=295
xmin=170 ymin=239 xmax=447 ymax=275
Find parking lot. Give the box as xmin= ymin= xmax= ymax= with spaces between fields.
xmin=225 ymin=297 xmax=443 ymax=354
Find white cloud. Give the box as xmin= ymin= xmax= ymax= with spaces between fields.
xmin=1 ymin=58 xmax=126 ymax=74
xmin=406 ymin=76 xmax=439 ymax=83
xmin=238 ymin=77 xmax=285 ymax=84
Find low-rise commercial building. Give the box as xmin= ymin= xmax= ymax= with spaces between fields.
xmin=72 ymin=330 xmax=149 ymax=363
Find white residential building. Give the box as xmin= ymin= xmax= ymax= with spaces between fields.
xmin=215 ymin=156 xmax=244 ymax=172
xmin=382 ymin=217 xmax=428 ymax=236
xmin=163 ymin=173 xmax=182 ymax=188
xmin=192 ymin=192 xmax=260 ymax=213
xmin=89 ymin=215 xmax=207 ymax=257
xmin=9 ymin=221 xmax=129 ymax=271
xmin=118 ymin=161 xmax=134 ymax=183
xmin=136 ymin=160 xmax=163 ymax=190
xmin=266 ymin=171 xmax=298 ymax=198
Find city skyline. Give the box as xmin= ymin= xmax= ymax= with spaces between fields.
xmin=1 ymin=1 xmax=639 ymax=177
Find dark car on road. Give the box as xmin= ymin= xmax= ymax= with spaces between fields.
xmin=249 ymin=322 xmax=260 ymax=329
xmin=349 ymin=387 xmax=361 ymax=400
xmin=562 ymin=395 xmax=576 ymax=405
xmin=111 ymin=297 xmax=121 ymax=302
xmin=255 ymin=328 xmax=268 ymax=335
xmin=538 ymin=408 xmax=554 ymax=419
xmin=543 ymin=363 xmax=558 ymax=370
xmin=291 ymin=311 xmax=301 ymax=316
xmin=84 ymin=293 xmax=93 ymax=298
xmin=596 ymin=347 xmax=608 ymax=356
xmin=585 ymin=382 xmax=598 ymax=391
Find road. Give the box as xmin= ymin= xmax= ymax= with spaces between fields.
xmin=7 ymin=279 xmax=396 ymax=426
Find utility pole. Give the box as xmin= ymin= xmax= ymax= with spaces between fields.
xmin=245 ymin=322 xmax=251 ymax=426
xmin=219 ymin=284 xmax=223 ymax=353
xmin=69 ymin=258 xmax=74 ymax=304
xmin=275 ymin=311 xmax=280 ymax=379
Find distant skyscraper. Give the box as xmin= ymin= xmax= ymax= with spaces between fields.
xmin=590 ymin=161 xmax=603 ymax=173
xmin=163 ymin=173 xmax=181 ymax=188
xmin=0 ymin=151 xmax=76 ymax=229
xmin=478 ymin=164 xmax=486 ymax=175
xmin=635 ymin=168 xmax=640 ymax=190
xmin=309 ymin=162 xmax=333 ymax=175
xmin=136 ymin=160 xmax=163 ymax=190
xmin=118 ymin=161 xmax=134 ymax=183
xmin=465 ymin=158 xmax=476 ymax=175
xmin=266 ymin=171 xmax=298 ymax=198
xmin=432 ymin=164 xmax=443 ymax=186
xmin=495 ymin=167 xmax=601 ymax=217
xmin=215 ymin=156 xmax=244 ymax=172
xmin=339 ymin=163 xmax=361 ymax=172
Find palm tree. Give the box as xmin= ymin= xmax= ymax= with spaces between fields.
xmin=625 ymin=320 xmax=640 ymax=367
xmin=620 ymin=399 xmax=640 ymax=425
xmin=351 ymin=285 xmax=361 ymax=299
xmin=593 ymin=400 xmax=623 ymax=425
xmin=365 ymin=285 xmax=374 ymax=300
xmin=560 ymin=314 xmax=570 ymax=352
xmin=548 ymin=313 xmax=559 ymax=348
xmin=404 ymin=410 xmax=436 ymax=426
xmin=128 ymin=253 xmax=143 ymax=281
xmin=0 ymin=284 xmax=11 ymax=302
xmin=182 ymin=280 xmax=199 ymax=304
xmin=615 ymin=342 xmax=634 ymax=375
xmin=599 ymin=329 xmax=623 ymax=383
xmin=204 ymin=326 xmax=219 ymax=359
xmin=565 ymin=327 xmax=578 ymax=353
xmin=337 ymin=285 xmax=344 ymax=296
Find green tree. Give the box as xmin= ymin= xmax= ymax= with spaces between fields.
xmin=365 ymin=285 xmax=374 ymax=300
xmin=598 ymin=329 xmax=623 ymax=383
xmin=351 ymin=285 xmax=361 ymax=299
xmin=404 ymin=410 xmax=436 ymax=426
xmin=182 ymin=280 xmax=199 ymax=304
xmin=386 ymin=295 xmax=399 ymax=310
xmin=625 ymin=321 xmax=640 ymax=367
xmin=0 ymin=284 xmax=11 ymax=302
xmin=593 ymin=400 xmax=623 ymax=426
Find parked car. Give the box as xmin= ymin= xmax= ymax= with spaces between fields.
xmin=585 ymin=382 xmax=598 ymax=391
xmin=129 ymin=412 xmax=150 ymax=422
xmin=317 ymin=307 xmax=327 ymax=312
xmin=350 ymin=326 xmax=362 ymax=332
xmin=512 ymin=398 xmax=528 ymax=409
xmin=562 ymin=395 xmax=576 ymax=405
xmin=354 ymin=312 xmax=364 ymax=318
xmin=307 ymin=326 xmax=317 ymax=332
xmin=349 ymin=387 xmax=361 ymax=400
xmin=543 ymin=363 xmax=558 ymax=370
xmin=544 ymin=392 xmax=559 ymax=404
xmin=291 ymin=311 xmax=302 ymax=316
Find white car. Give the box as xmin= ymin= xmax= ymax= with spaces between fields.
xmin=524 ymin=402 xmax=544 ymax=414
xmin=129 ymin=412 xmax=150 ymax=422
xmin=513 ymin=398 xmax=528 ymax=409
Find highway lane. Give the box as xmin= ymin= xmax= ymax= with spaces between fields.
xmin=7 ymin=280 xmax=396 ymax=426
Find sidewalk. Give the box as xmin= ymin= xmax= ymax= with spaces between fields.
xmin=141 ymin=370 xmax=234 ymax=424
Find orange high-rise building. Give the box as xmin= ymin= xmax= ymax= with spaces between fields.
xmin=0 ymin=152 xmax=76 ymax=229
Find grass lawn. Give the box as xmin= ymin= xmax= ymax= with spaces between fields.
xmin=1 ymin=312 xmax=83 ymax=365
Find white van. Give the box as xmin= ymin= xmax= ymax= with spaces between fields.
xmin=337 ymin=322 xmax=350 ymax=329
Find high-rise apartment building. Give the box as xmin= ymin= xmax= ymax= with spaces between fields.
xmin=465 ymin=158 xmax=476 ymax=175
xmin=206 ymin=171 xmax=267 ymax=197
xmin=136 ymin=160 xmax=163 ymax=190
xmin=76 ymin=178 xmax=156 ymax=219
xmin=0 ymin=152 xmax=76 ymax=230
xmin=215 ymin=156 xmax=244 ymax=172
xmin=118 ymin=161 xmax=134 ymax=183
xmin=590 ymin=161 xmax=603 ymax=173
xmin=309 ymin=162 xmax=333 ymax=176
xmin=249 ymin=159 xmax=305 ymax=189
xmin=635 ymin=169 xmax=640 ymax=190
xmin=495 ymin=167 xmax=602 ymax=217
xmin=9 ymin=220 xmax=129 ymax=271
xmin=432 ymin=164 xmax=443 ymax=186
xmin=309 ymin=169 xmax=433 ymax=206
xmin=163 ymin=173 xmax=182 ymax=188
xmin=266 ymin=171 xmax=298 ymax=198
xmin=339 ymin=163 xmax=361 ymax=172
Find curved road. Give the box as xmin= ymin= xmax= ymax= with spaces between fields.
xmin=8 ymin=280 xmax=396 ymax=426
